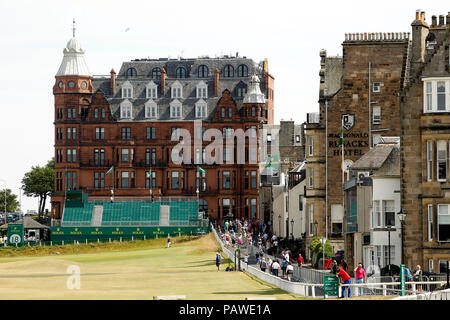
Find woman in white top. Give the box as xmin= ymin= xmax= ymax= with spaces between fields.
xmin=286 ymin=262 xmax=294 ymax=281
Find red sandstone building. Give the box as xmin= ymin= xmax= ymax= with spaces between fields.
xmin=51 ymin=34 xmax=274 ymax=222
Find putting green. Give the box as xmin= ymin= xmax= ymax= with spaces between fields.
xmin=0 ymin=233 xmax=308 ymax=300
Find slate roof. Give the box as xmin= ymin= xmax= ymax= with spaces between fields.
xmin=349 ymin=142 xmax=400 ymax=174
xmin=0 ymin=217 xmax=50 ymax=230
xmin=92 ymin=57 xmax=267 ymax=122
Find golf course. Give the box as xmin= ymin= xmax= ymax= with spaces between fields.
xmin=0 ymin=233 xmax=307 ymax=300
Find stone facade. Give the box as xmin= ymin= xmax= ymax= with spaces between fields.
xmin=401 ymin=10 xmax=450 ymax=273
xmin=305 ymin=29 xmax=409 ymax=256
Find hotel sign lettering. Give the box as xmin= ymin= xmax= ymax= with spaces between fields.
xmin=328 ymin=132 xmax=369 ymax=156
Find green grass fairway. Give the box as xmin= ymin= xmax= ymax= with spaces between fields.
xmin=0 ymin=233 xmax=308 ymax=300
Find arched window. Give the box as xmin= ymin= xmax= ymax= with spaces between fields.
xmin=152 ymin=67 xmax=162 ymax=78
xmin=223 ymin=64 xmax=234 ymax=78
xmin=176 ymin=67 xmax=187 ymax=79
xmin=237 ymin=64 xmax=248 ymax=77
xmin=125 ymin=67 xmax=137 ymax=77
xmin=198 ymin=65 xmax=209 ymax=78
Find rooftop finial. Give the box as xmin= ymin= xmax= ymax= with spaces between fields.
xmin=72 ymin=18 xmax=76 ymax=38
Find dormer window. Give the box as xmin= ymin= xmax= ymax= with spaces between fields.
xmin=198 ymin=65 xmax=209 ymax=78
xmin=146 ymin=81 xmax=158 ymax=99
xmin=125 ymin=67 xmax=137 ymax=77
xmin=223 ymin=64 xmax=234 ymax=78
xmin=120 ymin=100 xmax=132 ymax=119
xmin=152 ymin=67 xmax=162 ymax=78
xmin=237 ymin=64 xmax=248 ymax=77
xmin=176 ymin=67 xmax=187 ymax=79
xmin=171 ymin=81 xmax=183 ymax=99
xmin=196 ymin=81 xmax=208 ymax=99
xmin=195 ymin=99 xmax=207 ymax=119
xmin=121 ymin=81 xmax=133 ymax=99
xmin=145 ymin=100 xmax=157 ymax=118
xmin=170 ymin=99 xmax=182 ymax=118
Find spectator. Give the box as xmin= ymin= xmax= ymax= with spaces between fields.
xmin=166 ymin=235 xmax=171 ymax=248
xmin=260 ymin=258 xmax=267 ymax=273
xmin=297 ymin=254 xmax=304 ymax=267
xmin=331 ymin=260 xmax=338 ymax=274
xmin=354 ymin=263 xmax=366 ymax=296
xmin=286 ymin=262 xmax=294 ymax=281
xmin=414 ymin=265 xmax=423 ymax=292
xmin=405 ymin=266 xmax=413 ymax=282
xmin=267 ymin=257 xmax=273 ymax=274
xmin=271 ymin=260 xmax=280 ymax=277
xmin=336 ymin=266 xmax=352 ymax=298
xmin=215 ymin=252 xmax=222 ymax=271
xmin=281 ymin=258 xmax=288 ymax=278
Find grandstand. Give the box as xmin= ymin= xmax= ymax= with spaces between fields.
xmin=50 ymin=191 xmax=209 ymax=241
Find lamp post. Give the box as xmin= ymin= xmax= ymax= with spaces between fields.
xmin=278 ymin=214 xmax=281 ymax=237
xmin=397 ymin=208 xmax=406 ymax=265
xmin=387 ymin=225 xmax=392 ymax=277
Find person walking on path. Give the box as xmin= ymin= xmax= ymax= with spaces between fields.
xmin=216 ymin=252 xmax=222 ymax=271
xmin=336 ymin=266 xmax=352 ymax=298
xmin=281 ymin=258 xmax=288 ymax=278
xmin=286 ymin=262 xmax=294 ymax=281
xmin=166 ymin=234 xmax=171 ymax=248
xmin=297 ymin=254 xmax=304 ymax=267
xmin=260 ymin=257 xmax=267 ymax=273
xmin=354 ymin=263 xmax=366 ymax=296
xmin=272 ymin=260 xmax=280 ymax=277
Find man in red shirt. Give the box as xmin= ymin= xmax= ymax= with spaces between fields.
xmin=296 ymin=254 xmax=304 ymax=267
xmin=336 ymin=266 xmax=352 ymax=298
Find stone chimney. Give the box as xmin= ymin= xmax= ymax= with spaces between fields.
xmin=411 ymin=9 xmax=429 ymax=63
xmin=432 ymin=15 xmax=437 ymax=26
xmin=161 ymin=67 xmax=166 ymax=96
xmin=439 ymin=15 xmax=445 ymax=26
xmin=110 ymin=68 xmax=116 ymax=96
xmin=447 ymin=12 xmax=450 ymax=25
xmin=214 ymin=68 xmax=219 ymax=96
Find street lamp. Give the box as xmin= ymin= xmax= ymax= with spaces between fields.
xmin=278 ymin=214 xmax=281 ymax=237
xmin=387 ymin=224 xmax=392 ymax=277
xmin=398 ymin=208 xmax=406 ymax=265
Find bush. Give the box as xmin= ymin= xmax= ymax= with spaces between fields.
xmin=309 ymin=237 xmax=333 ymax=268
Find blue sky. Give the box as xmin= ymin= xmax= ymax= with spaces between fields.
xmin=0 ymin=0 xmax=448 ymax=212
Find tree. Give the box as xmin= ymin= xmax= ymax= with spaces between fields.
xmin=21 ymin=159 xmax=54 ymax=218
xmin=0 ymin=189 xmax=20 ymax=213
xmin=309 ymin=236 xmax=334 ymax=268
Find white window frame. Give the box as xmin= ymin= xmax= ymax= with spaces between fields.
xmin=372 ymin=106 xmax=381 ymax=124
xmin=309 ymin=204 xmax=314 ymax=236
xmin=373 ymin=200 xmax=381 ymax=228
xmin=145 ymin=81 xmax=158 ymax=99
xmin=373 ymin=82 xmax=381 ymax=93
xmin=196 ymin=81 xmax=208 ymax=99
xmin=308 ymin=167 xmax=314 ymax=188
xmin=195 ymin=99 xmax=207 ymax=119
xmin=436 ymin=140 xmax=447 ymax=182
xmin=438 ymin=204 xmax=450 ymax=242
xmin=423 ymin=79 xmax=450 ymax=113
xmin=144 ymin=100 xmax=157 ymax=118
xmin=120 ymin=100 xmax=132 ymax=119
xmin=171 ymin=81 xmax=183 ymax=99
xmin=308 ymin=136 xmax=314 ymax=156
xmin=428 ymin=204 xmax=433 ymax=242
xmin=121 ymin=81 xmax=133 ymax=99
xmin=427 ymin=140 xmax=433 ymax=181
xmin=170 ymin=99 xmax=182 ymax=118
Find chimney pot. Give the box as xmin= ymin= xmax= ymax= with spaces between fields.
xmin=432 ymin=15 xmax=437 ymax=26
xmin=439 ymin=15 xmax=445 ymax=25
xmin=110 ymin=68 xmax=116 ymax=96
xmin=447 ymin=12 xmax=450 ymax=25
xmin=420 ymin=11 xmax=426 ymax=22
xmin=415 ymin=10 xmax=420 ymax=20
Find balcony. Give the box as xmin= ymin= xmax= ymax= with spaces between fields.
xmin=80 ymin=160 xmax=112 ymax=168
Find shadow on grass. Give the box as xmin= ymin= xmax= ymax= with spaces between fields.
xmin=211 ymin=288 xmax=286 ymax=296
